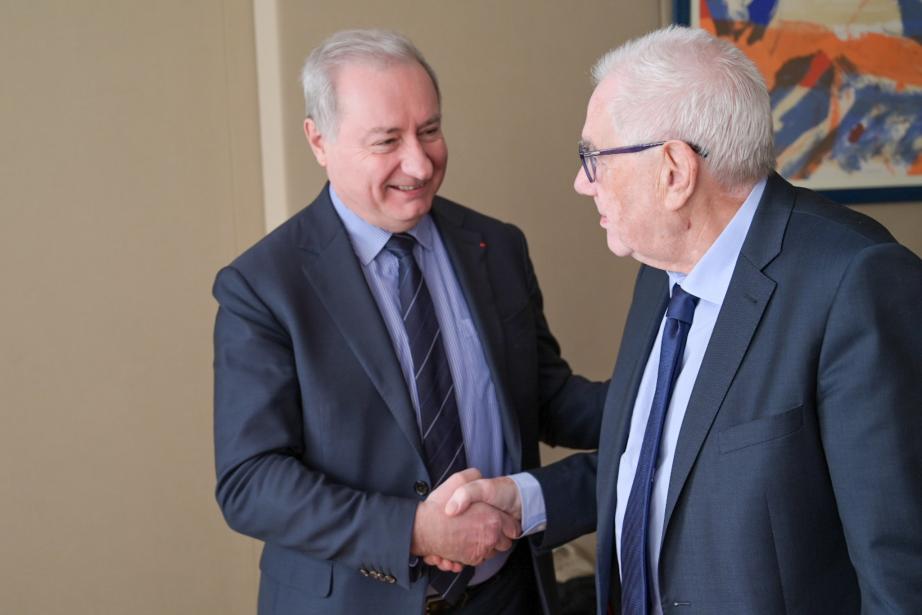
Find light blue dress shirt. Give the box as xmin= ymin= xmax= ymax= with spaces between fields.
xmin=514 ymin=179 xmax=766 ymax=603
xmin=329 ymin=186 xmax=510 ymax=586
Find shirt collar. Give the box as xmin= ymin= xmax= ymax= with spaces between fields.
xmin=667 ymin=177 xmax=766 ymax=307
xmin=328 ymin=184 xmax=435 ymax=266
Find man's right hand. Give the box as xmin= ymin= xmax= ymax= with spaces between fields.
xmin=411 ymin=469 xmax=520 ymax=572
xmin=445 ymin=475 xmax=523 ymax=522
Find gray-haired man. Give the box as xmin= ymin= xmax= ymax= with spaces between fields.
xmin=212 ymin=29 xmax=606 ymax=615
xmin=446 ymin=26 xmax=922 ymax=615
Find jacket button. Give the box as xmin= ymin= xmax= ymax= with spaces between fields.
xmin=414 ymin=480 xmax=430 ymax=496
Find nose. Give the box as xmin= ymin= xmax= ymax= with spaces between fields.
xmin=401 ymin=138 xmax=433 ymax=179
xmin=574 ymin=165 xmax=594 ymax=196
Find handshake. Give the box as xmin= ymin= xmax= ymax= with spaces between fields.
xmin=410 ymin=469 xmax=523 ymax=572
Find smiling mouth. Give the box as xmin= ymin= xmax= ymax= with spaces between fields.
xmin=392 ymin=182 xmax=427 ymax=192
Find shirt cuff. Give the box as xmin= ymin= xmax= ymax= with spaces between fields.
xmin=509 ymin=472 xmax=547 ymax=535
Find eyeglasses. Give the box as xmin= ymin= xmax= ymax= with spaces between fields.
xmin=578 ymin=140 xmax=708 ymax=183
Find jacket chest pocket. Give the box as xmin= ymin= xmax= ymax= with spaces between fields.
xmin=718 ymin=405 xmax=804 ymax=454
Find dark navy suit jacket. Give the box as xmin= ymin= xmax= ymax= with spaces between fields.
xmin=532 ymin=174 xmax=922 ymax=615
xmin=213 ymin=186 xmax=607 ymax=614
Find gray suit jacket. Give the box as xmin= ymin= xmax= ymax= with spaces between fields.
xmin=533 ymin=174 xmax=922 ymax=614
xmin=212 ymin=187 xmax=607 ymax=614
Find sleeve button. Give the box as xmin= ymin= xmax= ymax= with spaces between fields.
xmin=414 ymin=480 xmax=430 ymax=496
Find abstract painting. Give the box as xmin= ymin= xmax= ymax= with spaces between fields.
xmin=676 ymin=0 xmax=922 ymax=203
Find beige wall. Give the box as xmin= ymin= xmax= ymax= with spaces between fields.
xmin=853 ymin=203 xmax=922 ymax=254
xmin=1 ymin=1 xmax=263 ymax=613
xmin=2 ymin=1 xmax=920 ymax=614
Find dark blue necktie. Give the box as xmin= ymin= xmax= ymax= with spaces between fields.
xmin=620 ymin=284 xmax=699 ymax=615
xmin=385 ymin=233 xmax=474 ymax=602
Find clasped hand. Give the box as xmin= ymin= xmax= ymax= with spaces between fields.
xmin=411 ymin=469 xmax=524 ymax=572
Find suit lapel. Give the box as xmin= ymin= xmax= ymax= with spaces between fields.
xmin=661 ymin=262 xmax=774 ymax=530
xmin=661 ymin=174 xmax=793 ymax=536
xmin=432 ymin=202 xmax=523 ymax=469
xmin=298 ymin=189 xmax=422 ymax=457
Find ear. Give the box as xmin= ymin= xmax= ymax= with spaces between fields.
xmin=304 ymin=118 xmax=328 ymax=167
xmin=659 ymin=141 xmax=698 ymax=212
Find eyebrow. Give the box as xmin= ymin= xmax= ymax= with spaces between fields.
xmin=578 ymin=139 xmax=596 ymax=151
xmin=366 ymin=114 xmax=442 ymax=137
xmin=419 ymin=114 xmax=442 ymax=129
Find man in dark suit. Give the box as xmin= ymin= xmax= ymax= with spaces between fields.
xmin=212 ymin=29 xmax=605 ymax=614
xmin=444 ymin=26 xmax=922 ymax=614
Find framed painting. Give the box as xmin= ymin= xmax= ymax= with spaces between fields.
xmin=675 ymin=0 xmax=922 ymax=203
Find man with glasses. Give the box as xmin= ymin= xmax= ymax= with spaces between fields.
xmin=212 ymin=29 xmax=606 ymax=615
xmin=444 ymin=26 xmax=922 ymax=614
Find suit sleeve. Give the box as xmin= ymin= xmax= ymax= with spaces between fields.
xmin=528 ymin=452 xmax=599 ymax=550
xmin=212 ymin=265 xmax=420 ymax=588
xmin=818 ymin=243 xmax=922 ymax=610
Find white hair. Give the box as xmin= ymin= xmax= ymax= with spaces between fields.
xmin=300 ymin=29 xmax=440 ymax=139
xmin=592 ymin=26 xmax=774 ymax=187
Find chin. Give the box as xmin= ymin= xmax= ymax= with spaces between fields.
xmin=606 ymin=238 xmax=632 ymax=258
xmin=384 ymin=204 xmax=432 ymax=231
xmin=402 ymin=198 xmax=434 ymax=217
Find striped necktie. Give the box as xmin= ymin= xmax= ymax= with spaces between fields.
xmin=385 ymin=233 xmax=474 ymax=603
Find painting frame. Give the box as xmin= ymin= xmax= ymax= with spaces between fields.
xmin=674 ymin=0 xmax=922 ymax=204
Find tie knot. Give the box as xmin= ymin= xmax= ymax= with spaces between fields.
xmin=666 ymin=284 xmax=699 ymax=325
xmin=385 ymin=233 xmax=417 ymax=259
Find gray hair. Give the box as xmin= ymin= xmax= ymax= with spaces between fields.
xmin=592 ymin=26 xmax=774 ymax=188
xmin=300 ymin=29 xmax=440 ymax=138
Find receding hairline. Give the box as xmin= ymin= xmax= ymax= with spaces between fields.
xmin=325 ymin=59 xmax=442 ymax=128
xmin=326 ymin=55 xmax=438 ymax=90
xmin=300 ymin=29 xmax=442 ymax=138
